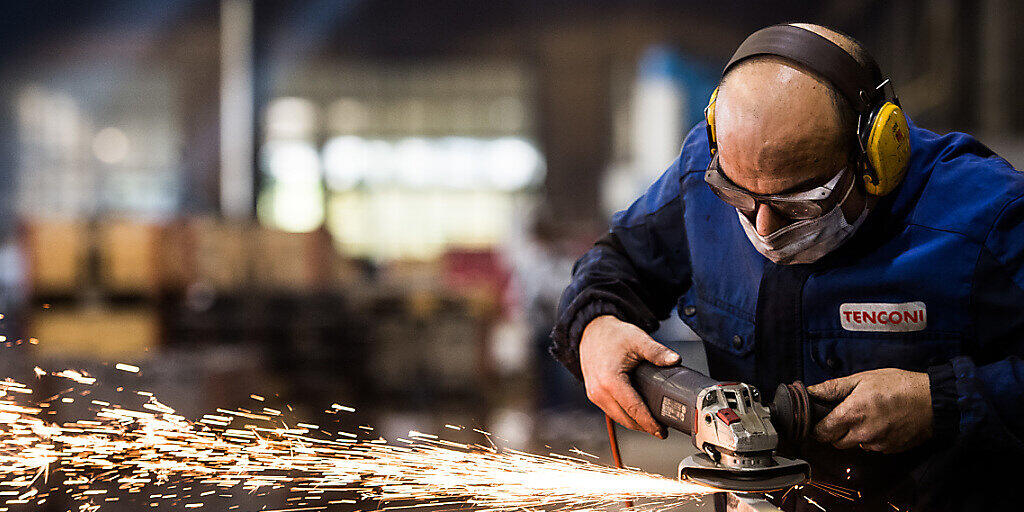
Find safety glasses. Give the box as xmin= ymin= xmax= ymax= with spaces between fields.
xmin=704 ymin=153 xmax=850 ymax=220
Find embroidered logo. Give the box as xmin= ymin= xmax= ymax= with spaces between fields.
xmin=839 ymin=302 xmax=926 ymax=332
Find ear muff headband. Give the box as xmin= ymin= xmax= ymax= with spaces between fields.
xmin=725 ymin=25 xmax=882 ymax=113
xmin=707 ymin=24 xmax=911 ymax=196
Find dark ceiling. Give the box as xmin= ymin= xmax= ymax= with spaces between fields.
xmin=2 ymin=0 xmax=878 ymax=64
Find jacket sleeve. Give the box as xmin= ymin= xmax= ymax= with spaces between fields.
xmin=932 ymin=191 xmax=1024 ymax=454
xmin=549 ymin=126 xmax=706 ymax=379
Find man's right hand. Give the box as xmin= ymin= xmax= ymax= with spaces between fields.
xmin=579 ymin=315 xmax=680 ymax=438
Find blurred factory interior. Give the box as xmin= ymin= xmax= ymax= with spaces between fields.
xmin=1 ymin=0 xmax=1023 ymax=505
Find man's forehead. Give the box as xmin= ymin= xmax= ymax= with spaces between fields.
xmin=717 ymin=142 xmax=844 ymax=195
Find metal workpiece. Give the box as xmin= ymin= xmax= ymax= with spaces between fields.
xmin=722 ymin=492 xmax=785 ymax=512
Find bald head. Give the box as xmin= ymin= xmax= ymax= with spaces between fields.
xmin=713 ymin=23 xmax=870 ymax=235
xmin=716 ymin=56 xmax=848 ymax=195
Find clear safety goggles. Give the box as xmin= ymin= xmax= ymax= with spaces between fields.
xmin=704 ymin=153 xmax=851 ymax=220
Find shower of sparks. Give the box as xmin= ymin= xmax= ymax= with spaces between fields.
xmin=0 ymin=368 xmax=712 ymax=511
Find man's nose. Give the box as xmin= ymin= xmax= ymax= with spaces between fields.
xmin=755 ymin=203 xmax=788 ymax=236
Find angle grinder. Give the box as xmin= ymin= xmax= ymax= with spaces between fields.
xmin=631 ymin=362 xmax=835 ymax=492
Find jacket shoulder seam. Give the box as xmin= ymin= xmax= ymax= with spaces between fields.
xmin=981 ymin=190 xmax=1024 ymax=251
xmin=903 ymin=222 xmax=977 ymax=243
xmin=616 ymin=193 xmax=683 ymax=230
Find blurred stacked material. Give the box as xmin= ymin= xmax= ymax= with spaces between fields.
xmin=381 ymin=259 xmax=443 ymax=292
xmin=97 ymin=220 xmax=161 ymax=295
xmin=252 ymin=227 xmax=336 ymax=292
xmin=23 ymin=220 xmax=88 ymax=295
xmin=442 ymin=248 xmax=508 ymax=321
xmin=30 ymin=306 xmax=159 ymax=359
xmin=442 ymin=248 xmax=509 ymax=296
xmin=157 ymin=220 xmax=197 ymax=290
xmin=191 ymin=217 xmax=252 ymax=292
xmin=368 ymin=290 xmax=494 ymax=410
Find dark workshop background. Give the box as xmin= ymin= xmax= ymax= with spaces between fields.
xmin=0 ymin=0 xmax=1021 ymax=509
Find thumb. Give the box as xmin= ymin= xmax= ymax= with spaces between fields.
xmin=808 ymin=374 xmax=861 ymax=402
xmin=633 ymin=335 xmax=680 ymax=366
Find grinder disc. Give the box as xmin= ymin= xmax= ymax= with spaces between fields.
xmin=677 ymin=453 xmax=810 ymax=492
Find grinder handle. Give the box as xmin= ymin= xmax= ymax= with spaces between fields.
xmin=631 ymin=361 xmax=718 ymax=437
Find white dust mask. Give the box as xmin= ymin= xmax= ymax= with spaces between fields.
xmin=737 ymin=179 xmax=869 ymax=265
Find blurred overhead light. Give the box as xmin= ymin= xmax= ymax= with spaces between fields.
xmin=327 ymin=98 xmax=369 ymax=135
xmin=439 ymin=137 xmax=481 ymax=189
xmin=323 ymin=136 xmax=369 ymax=190
xmin=394 ymin=137 xmax=433 ymax=188
xmin=257 ymin=182 xmax=325 ymax=233
xmin=262 ymin=140 xmax=321 ymax=184
xmin=265 ymin=97 xmax=318 ymax=140
xmin=92 ymin=127 xmax=130 ymax=165
xmin=485 ymin=137 xmax=543 ymax=190
xmin=362 ymin=139 xmax=397 ymax=186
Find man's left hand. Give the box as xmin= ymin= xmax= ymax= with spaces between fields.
xmin=808 ymin=368 xmax=932 ymax=454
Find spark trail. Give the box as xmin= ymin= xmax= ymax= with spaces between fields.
xmin=0 ymin=368 xmax=712 ymax=511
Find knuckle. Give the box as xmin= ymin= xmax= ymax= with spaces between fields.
xmin=819 ymin=418 xmax=837 ymax=434
xmin=624 ymin=401 xmax=647 ymax=420
xmin=871 ymin=439 xmax=891 ymax=452
xmin=586 ymin=383 xmax=607 ymax=403
xmin=853 ymin=428 xmax=874 ymax=443
xmin=861 ymin=429 xmax=882 ymax=444
xmin=601 ymin=380 xmax=621 ymax=396
xmin=814 ymin=420 xmax=830 ymax=435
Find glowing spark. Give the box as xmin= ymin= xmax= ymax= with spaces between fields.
xmin=114 ymin=364 xmax=140 ymax=374
xmin=804 ymin=495 xmax=826 ymax=511
xmin=53 ymin=370 xmax=96 ymax=385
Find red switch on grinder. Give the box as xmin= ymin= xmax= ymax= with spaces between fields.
xmin=716 ymin=408 xmax=741 ymax=425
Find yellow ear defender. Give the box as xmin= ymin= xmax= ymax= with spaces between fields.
xmin=860 ymin=101 xmax=911 ymax=196
xmin=704 ymin=87 xmax=718 ymax=157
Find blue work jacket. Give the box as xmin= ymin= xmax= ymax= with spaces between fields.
xmin=551 ymin=118 xmax=1024 ymax=511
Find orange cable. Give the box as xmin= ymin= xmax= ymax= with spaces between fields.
xmin=604 ymin=414 xmax=625 ymax=469
xmin=604 ymin=414 xmax=634 ymax=508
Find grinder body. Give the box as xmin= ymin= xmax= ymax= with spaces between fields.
xmin=631 ymin=362 xmax=824 ymax=491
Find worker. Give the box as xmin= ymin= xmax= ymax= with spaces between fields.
xmin=550 ymin=23 xmax=1022 ymax=512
